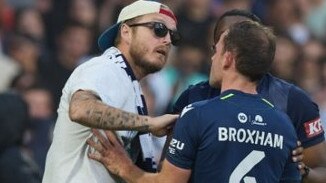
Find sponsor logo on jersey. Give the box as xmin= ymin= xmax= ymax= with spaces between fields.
xmin=168 ymin=138 xmax=185 ymax=154
xmin=180 ymin=104 xmax=194 ymax=118
xmin=251 ymin=115 xmax=266 ymax=126
xmin=238 ymin=112 xmax=248 ymax=123
xmin=304 ymin=118 xmax=324 ymax=138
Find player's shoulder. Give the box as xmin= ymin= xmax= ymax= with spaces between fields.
xmin=181 ymin=92 xmax=229 ymax=113
xmin=179 ymin=99 xmax=209 ymax=117
xmin=187 ymin=81 xmax=211 ymax=91
xmin=186 ymin=80 xmax=220 ymax=100
xmin=261 ymin=73 xmax=313 ymax=104
xmin=261 ymin=74 xmax=293 ymax=90
xmin=262 ymin=74 xmax=307 ymax=96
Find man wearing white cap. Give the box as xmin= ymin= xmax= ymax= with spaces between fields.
xmin=42 ymin=1 xmax=180 ymax=182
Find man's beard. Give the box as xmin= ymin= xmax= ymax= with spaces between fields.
xmin=130 ymin=44 xmax=165 ymax=76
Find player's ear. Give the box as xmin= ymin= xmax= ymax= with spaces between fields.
xmin=223 ymin=51 xmax=234 ymax=69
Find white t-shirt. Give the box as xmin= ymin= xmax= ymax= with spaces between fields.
xmin=43 ymin=47 xmax=142 ymax=183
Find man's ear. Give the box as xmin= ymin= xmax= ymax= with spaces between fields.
xmin=120 ymin=24 xmax=132 ymax=45
xmin=223 ymin=51 xmax=234 ymax=69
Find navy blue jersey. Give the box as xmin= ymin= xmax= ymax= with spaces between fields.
xmin=172 ymin=73 xmax=324 ymax=148
xmin=167 ymin=90 xmax=301 ymax=183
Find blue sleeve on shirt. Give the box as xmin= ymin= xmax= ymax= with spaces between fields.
xmin=166 ymin=105 xmax=200 ymax=169
xmin=287 ymin=86 xmax=325 ymax=148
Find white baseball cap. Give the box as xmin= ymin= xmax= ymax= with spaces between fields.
xmin=98 ymin=0 xmax=176 ymax=51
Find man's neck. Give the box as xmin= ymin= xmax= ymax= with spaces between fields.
xmin=221 ymin=73 xmax=258 ymax=94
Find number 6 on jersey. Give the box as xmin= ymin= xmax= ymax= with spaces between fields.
xmin=229 ymin=150 xmax=265 ymax=183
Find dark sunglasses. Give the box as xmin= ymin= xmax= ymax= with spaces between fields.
xmin=128 ymin=21 xmax=181 ymax=46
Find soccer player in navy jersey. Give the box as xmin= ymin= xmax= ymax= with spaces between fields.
xmin=87 ymin=20 xmax=301 ymax=183
xmin=172 ymin=10 xmax=326 ymax=182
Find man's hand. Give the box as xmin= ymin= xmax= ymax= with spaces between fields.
xmin=292 ymin=141 xmax=305 ymax=175
xmin=148 ymin=114 xmax=178 ymax=137
xmin=87 ymin=129 xmax=132 ymax=177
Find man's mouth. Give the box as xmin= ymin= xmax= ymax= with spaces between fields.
xmin=156 ymin=49 xmax=167 ymax=57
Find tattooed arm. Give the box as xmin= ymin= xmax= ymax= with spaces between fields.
xmin=69 ymin=90 xmax=177 ymax=136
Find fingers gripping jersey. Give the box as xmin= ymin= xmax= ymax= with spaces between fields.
xmin=172 ymin=73 xmax=325 ymax=148
xmin=167 ymin=90 xmax=301 ymax=183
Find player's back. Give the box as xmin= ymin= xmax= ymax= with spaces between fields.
xmin=168 ymin=90 xmax=301 ymax=183
xmin=172 ymin=73 xmax=324 ymax=148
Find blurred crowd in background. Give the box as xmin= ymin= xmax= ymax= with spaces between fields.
xmin=0 ymin=0 xmax=326 ymax=181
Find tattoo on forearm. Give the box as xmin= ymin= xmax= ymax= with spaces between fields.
xmin=92 ymin=107 xmax=149 ymax=131
xmin=72 ymin=90 xmax=150 ymax=131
